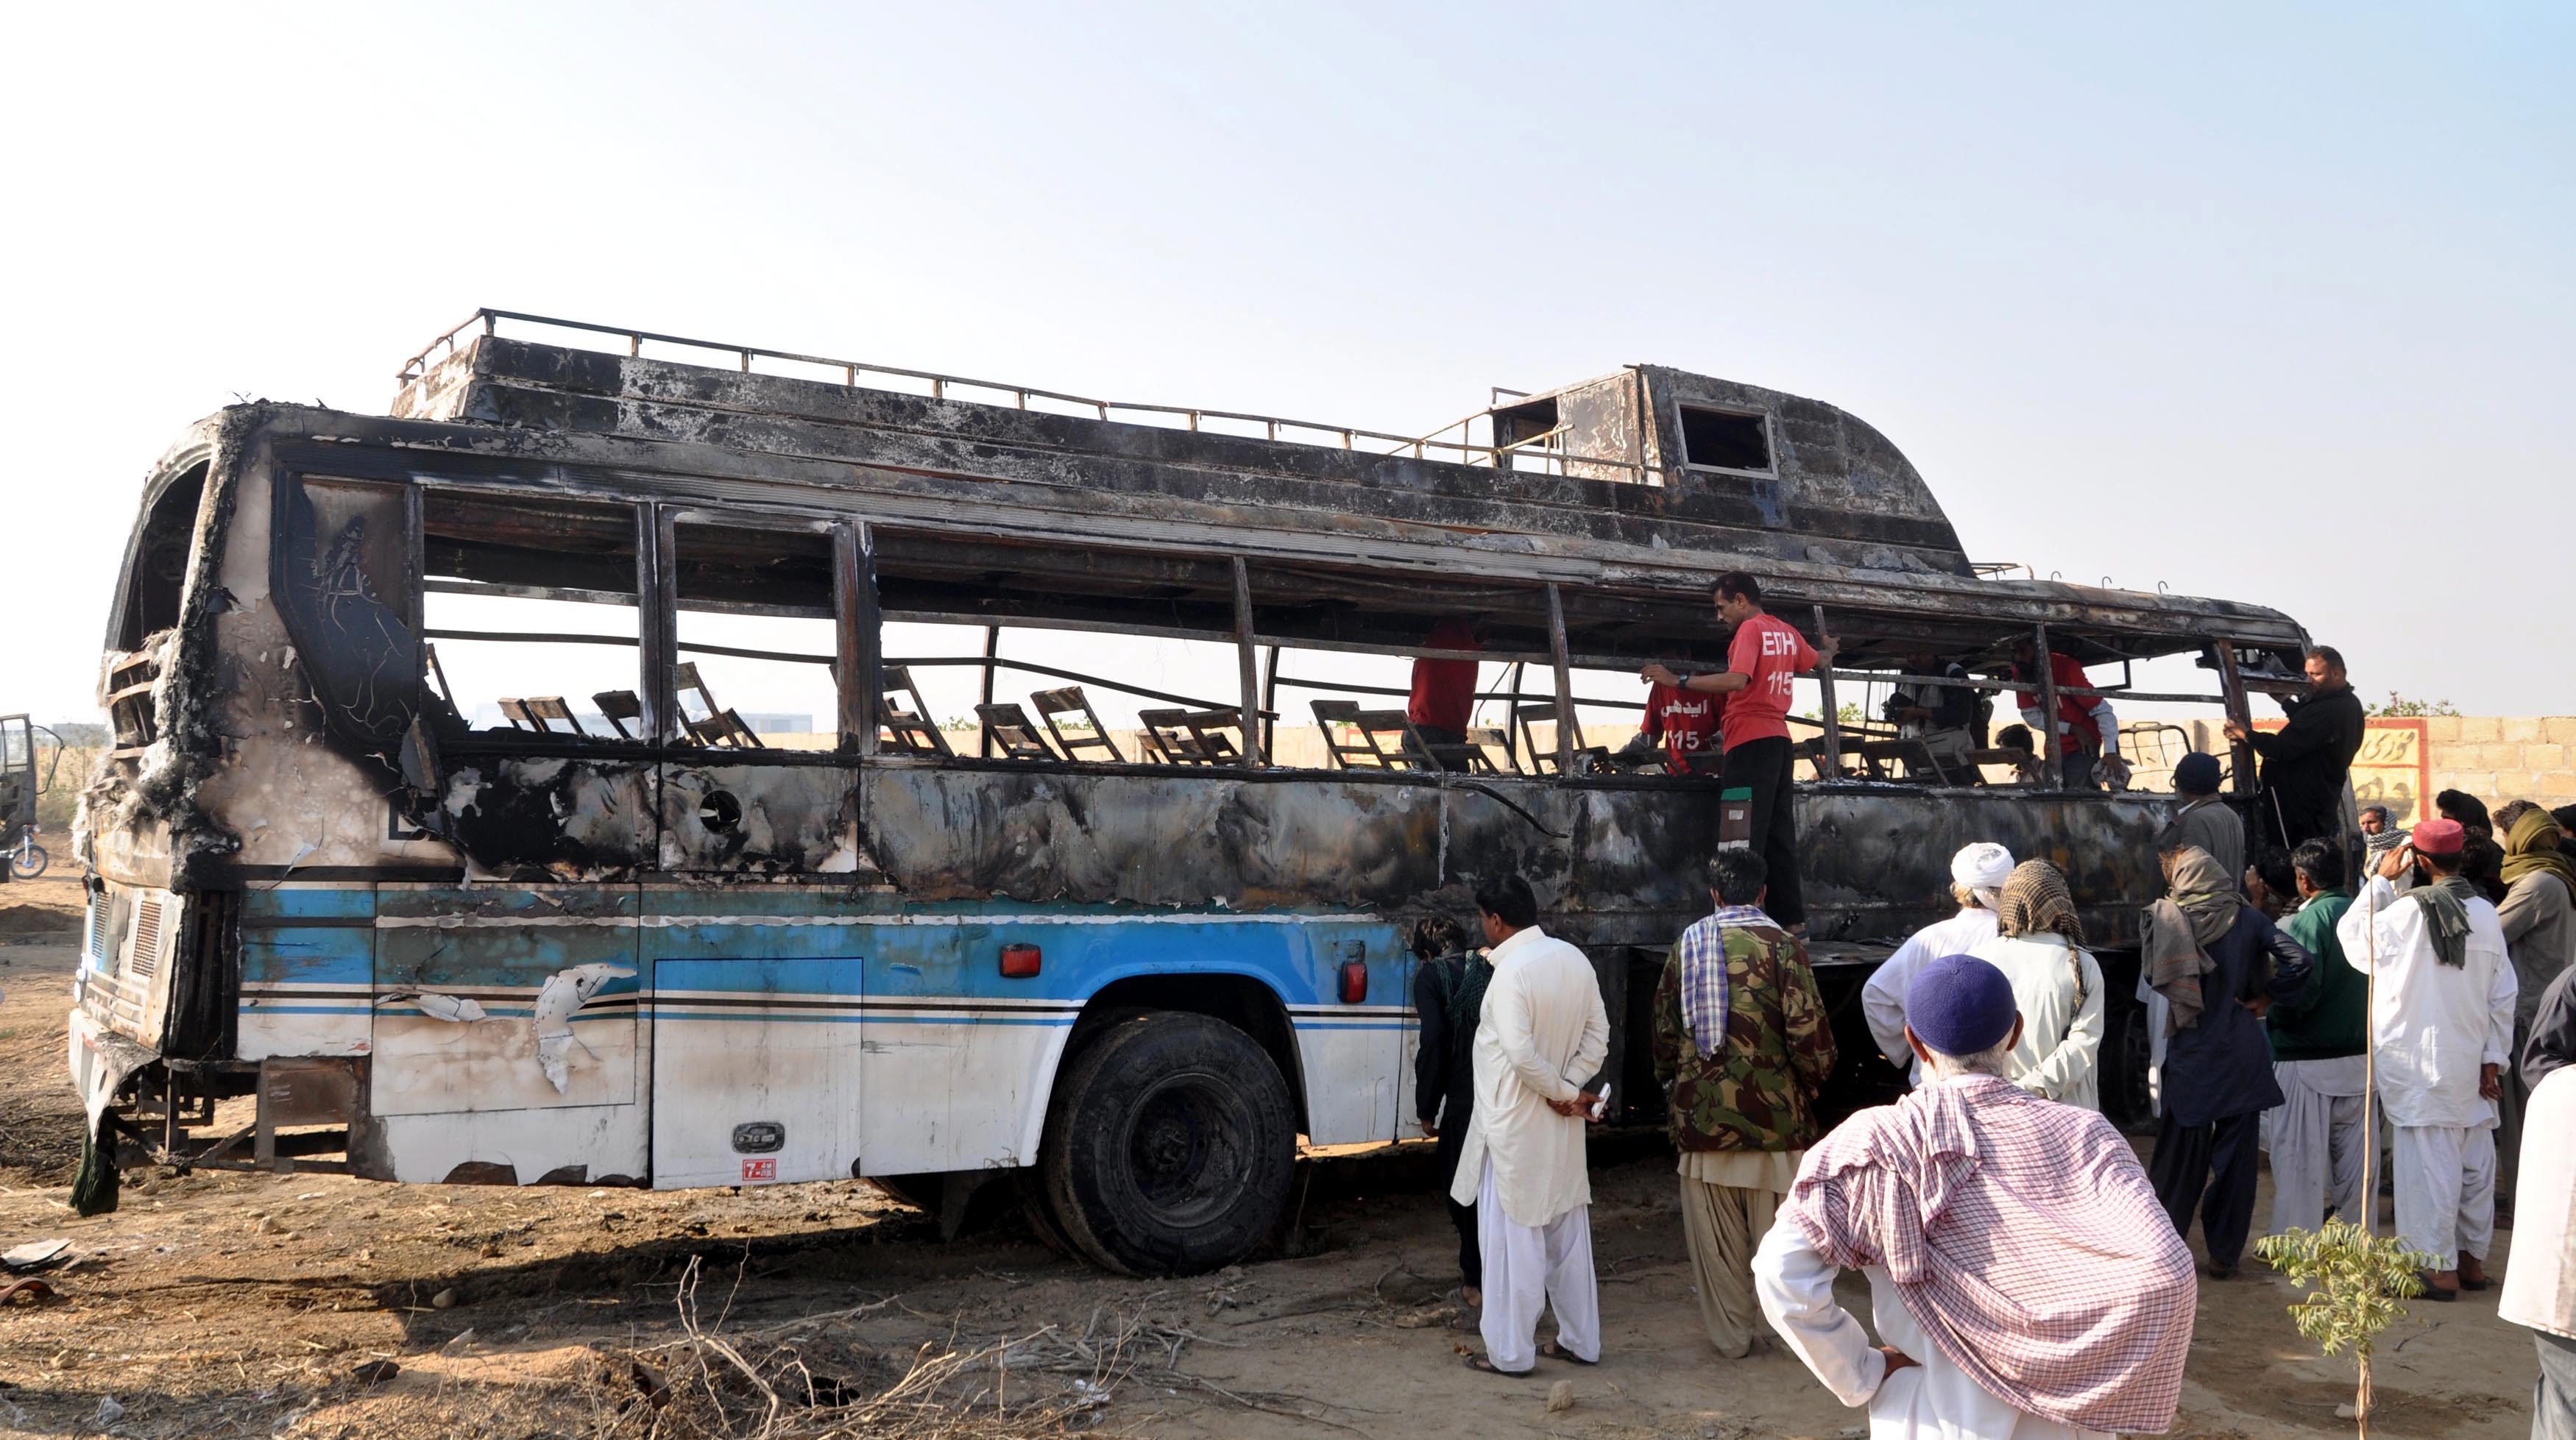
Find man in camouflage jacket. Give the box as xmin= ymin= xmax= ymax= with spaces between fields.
xmin=1652 ymin=848 xmax=1837 ymax=1357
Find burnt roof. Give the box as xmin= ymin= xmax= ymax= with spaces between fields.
xmin=360 ymin=316 xmax=2310 ymax=667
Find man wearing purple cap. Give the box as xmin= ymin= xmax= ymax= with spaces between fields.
xmin=1755 ymin=954 xmax=2198 ymax=1437
xmin=2338 ymin=816 xmax=2519 ymax=1300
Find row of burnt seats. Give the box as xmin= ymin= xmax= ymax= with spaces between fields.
xmin=899 ymin=670 xmax=1245 ymax=765
xmin=497 ymin=662 xmax=768 ymax=749
xmin=492 ymin=659 xmax=1615 ymax=775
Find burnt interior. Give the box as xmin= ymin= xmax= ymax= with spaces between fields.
xmin=111 ymin=461 xmax=208 ymax=653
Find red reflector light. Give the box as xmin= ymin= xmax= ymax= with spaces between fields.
xmin=1339 ymin=959 xmax=1368 ymax=1004
xmin=999 ymin=943 xmax=1042 ymax=979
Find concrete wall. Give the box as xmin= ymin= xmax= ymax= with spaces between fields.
xmin=2421 ymin=715 xmax=2576 ymax=814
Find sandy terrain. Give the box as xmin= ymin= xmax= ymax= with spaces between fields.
xmin=0 ymin=870 xmax=2546 ymax=1437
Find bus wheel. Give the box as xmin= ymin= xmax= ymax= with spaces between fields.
xmin=1039 ymin=1012 xmax=1293 ymax=1277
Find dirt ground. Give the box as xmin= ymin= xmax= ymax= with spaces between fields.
xmin=0 ymin=870 xmax=2546 ymax=1438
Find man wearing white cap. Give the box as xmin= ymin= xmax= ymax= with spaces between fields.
xmin=1864 ymin=843 xmax=2014 ymax=1086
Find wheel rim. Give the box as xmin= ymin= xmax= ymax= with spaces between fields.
xmin=1121 ymin=1071 xmax=1245 ymax=1229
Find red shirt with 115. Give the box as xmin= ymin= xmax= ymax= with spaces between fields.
xmin=1719 ymin=613 xmax=1819 ymax=753
xmin=1646 ymin=682 xmax=1722 ymax=767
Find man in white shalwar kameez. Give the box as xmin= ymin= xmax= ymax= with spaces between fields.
xmin=1756 ymin=954 xmax=2197 ymax=1438
xmin=1862 ymin=842 xmax=2013 ymax=1086
xmin=2506 ymin=970 xmax=2576 ymax=1436
xmin=2337 ymin=817 xmax=2519 ymax=1299
xmin=1452 ymin=873 xmax=1611 ymax=1376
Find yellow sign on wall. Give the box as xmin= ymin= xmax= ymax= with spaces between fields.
xmin=2349 ymin=718 xmax=2432 ymax=828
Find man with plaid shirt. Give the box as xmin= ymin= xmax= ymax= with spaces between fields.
xmin=1755 ymin=954 xmax=2197 ymax=1436
xmin=1652 ymin=847 xmax=1836 ymax=1358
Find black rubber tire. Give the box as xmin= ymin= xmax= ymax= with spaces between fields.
xmin=1038 ymin=1012 xmax=1294 ymax=1277
xmin=9 ymin=843 xmax=44 ymax=880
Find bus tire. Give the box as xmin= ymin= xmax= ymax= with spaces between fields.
xmin=1038 ymin=1012 xmax=1294 ymax=1277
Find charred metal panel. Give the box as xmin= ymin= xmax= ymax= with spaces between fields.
xmin=420 ymin=339 xmax=1975 ymax=572
xmin=438 ymin=753 xmax=656 ymax=881
xmin=1550 ymin=375 xmax=1641 ymax=486
xmin=658 ymin=758 xmax=866 ymax=875
xmin=270 ymin=476 xmax=417 ymax=767
xmin=859 ymin=765 xmax=1446 ymax=907
xmin=1641 ymin=366 xmax=1966 ymax=572
xmin=1797 ymin=784 xmax=2170 ymax=946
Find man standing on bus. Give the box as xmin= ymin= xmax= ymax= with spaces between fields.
xmin=1454 ymin=874 xmax=1612 ymax=1376
xmin=1641 ymin=573 xmax=1834 ymax=934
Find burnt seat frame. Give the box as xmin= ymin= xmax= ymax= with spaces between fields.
xmin=1030 ymin=686 xmax=1125 ymax=763
xmin=975 ymin=703 xmax=1061 ymax=762
xmin=1138 ymin=707 xmax=1242 ymax=765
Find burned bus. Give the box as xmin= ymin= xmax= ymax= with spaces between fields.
xmin=71 ymin=310 xmax=2313 ymax=1274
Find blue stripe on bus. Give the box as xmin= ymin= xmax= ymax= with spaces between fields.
xmin=240 ymin=938 xmax=372 ymax=987
xmin=242 ymin=888 xmax=377 ymax=921
xmin=228 ymin=891 xmax=1414 ymax=1012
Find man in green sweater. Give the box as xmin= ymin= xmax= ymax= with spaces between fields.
xmin=1651 ymin=848 xmax=1837 ymax=1358
xmin=2265 ymin=837 xmax=2374 ymax=1236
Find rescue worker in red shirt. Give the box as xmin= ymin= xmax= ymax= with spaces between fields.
xmin=2008 ymin=635 xmax=2118 ymax=792
xmin=1640 ymin=572 xmax=1835 ymax=933
xmin=1625 ymin=665 xmax=1723 ymax=774
xmin=1407 ymin=619 xmax=1483 ymax=748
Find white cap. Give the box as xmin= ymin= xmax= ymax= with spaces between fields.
xmin=1950 ymin=842 xmax=2015 ymax=893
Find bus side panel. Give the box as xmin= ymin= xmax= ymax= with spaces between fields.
xmin=236 ymin=883 xmax=375 ymax=1060
xmin=370 ymin=885 xmax=643 ymax=1118
xmin=1285 ymin=918 xmax=1411 ymax=1146
xmin=844 ymin=911 xmax=1412 ymax=1172
xmin=650 ymin=957 xmax=863 ymax=1188
xmin=640 ymin=893 xmax=872 ymax=1187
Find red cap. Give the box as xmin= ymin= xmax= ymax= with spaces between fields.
xmin=2410 ymin=817 xmax=2466 ymax=855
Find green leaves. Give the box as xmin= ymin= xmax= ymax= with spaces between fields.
xmin=2251 ymin=1221 xmax=2438 ymax=1362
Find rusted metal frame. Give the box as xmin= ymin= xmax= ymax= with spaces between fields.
xmin=1259 ymin=634 xmax=1552 ymax=667
xmin=2211 ymin=641 xmax=2257 ymax=798
xmin=835 ymin=522 xmax=877 ymax=753
xmin=418 ymin=629 xmax=832 ymax=670
xmin=1546 ymin=584 xmax=1578 ymax=773
xmin=977 ymin=626 xmax=1002 ymax=759
xmin=344 ymin=419 xmax=2287 ymax=650
xmin=640 ymin=503 xmax=679 ymax=744
xmin=1507 ymin=661 xmax=1527 ymax=767
xmin=425 ymin=309 xmax=1667 ymax=479
xmin=892 ymin=656 xmax=1259 ymax=717
xmin=1813 ymin=605 xmax=1844 ymax=778
xmin=424 ymin=575 xmax=834 ymax=622
xmin=1819 ymin=667 xmax=2224 ymax=706
xmin=393 ymin=307 xmax=496 ymax=380
xmin=2032 ymin=623 xmax=2061 ymax=786
xmin=1260 ymin=644 xmax=1281 ymax=741
xmin=1232 ymin=558 xmax=1262 ymax=766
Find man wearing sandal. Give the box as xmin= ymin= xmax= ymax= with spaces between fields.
xmin=1451 ymin=873 xmax=1612 ymax=1377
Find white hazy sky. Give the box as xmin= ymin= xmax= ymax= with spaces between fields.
xmin=8 ymin=2 xmax=2572 ymax=728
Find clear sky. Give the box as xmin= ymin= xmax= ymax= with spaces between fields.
xmin=9 ymin=2 xmax=2571 ymax=728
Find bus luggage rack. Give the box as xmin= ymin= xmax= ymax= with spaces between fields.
xmin=399 ymin=308 xmax=1665 ymax=483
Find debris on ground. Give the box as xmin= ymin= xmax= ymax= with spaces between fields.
xmin=2 ymin=1238 xmax=68 ymax=1271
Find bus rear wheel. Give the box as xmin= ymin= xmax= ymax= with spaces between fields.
xmin=1038 ymin=1012 xmax=1294 ymax=1277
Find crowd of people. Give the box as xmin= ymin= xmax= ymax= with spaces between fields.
xmin=1401 ymin=604 xmax=2576 ymax=1436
